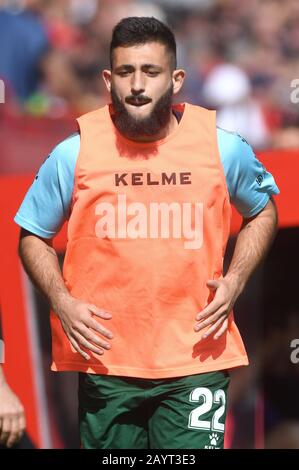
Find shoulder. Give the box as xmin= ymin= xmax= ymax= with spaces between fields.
xmin=33 ymin=132 xmax=80 ymax=188
xmin=216 ymin=127 xmax=258 ymax=183
xmin=217 ymin=127 xmax=252 ymax=161
xmin=39 ymin=132 xmax=80 ymax=175
xmin=50 ymin=132 xmax=80 ymax=161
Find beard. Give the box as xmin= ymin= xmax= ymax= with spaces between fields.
xmin=110 ymin=83 xmax=174 ymax=140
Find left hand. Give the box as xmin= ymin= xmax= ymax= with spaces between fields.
xmin=0 ymin=381 xmax=26 ymax=448
xmin=194 ymin=277 xmax=240 ymax=340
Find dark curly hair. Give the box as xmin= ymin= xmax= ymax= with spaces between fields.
xmin=110 ymin=16 xmax=177 ymax=70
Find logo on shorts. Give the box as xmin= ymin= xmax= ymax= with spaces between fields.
xmin=204 ymin=432 xmax=220 ymax=449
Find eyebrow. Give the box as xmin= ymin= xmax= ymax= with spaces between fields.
xmin=114 ymin=64 xmax=163 ymax=72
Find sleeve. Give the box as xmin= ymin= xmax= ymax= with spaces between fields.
xmin=14 ymin=133 xmax=80 ymax=238
xmin=217 ymin=128 xmax=280 ymax=218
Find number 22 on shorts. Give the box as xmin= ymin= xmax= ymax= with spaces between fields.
xmin=188 ymin=387 xmax=226 ymax=432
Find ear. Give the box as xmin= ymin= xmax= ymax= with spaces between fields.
xmin=172 ymin=69 xmax=186 ymax=95
xmin=102 ymin=69 xmax=112 ymax=93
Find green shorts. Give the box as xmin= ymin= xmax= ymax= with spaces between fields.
xmin=78 ymin=370 xmax=230 ymax=449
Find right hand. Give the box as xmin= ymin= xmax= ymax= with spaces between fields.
xmin=55 ymin=296 xmax=113 ymax=360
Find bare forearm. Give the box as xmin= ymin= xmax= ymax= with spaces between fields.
xmin=18 ymin=230 xmax=71 ymax=311
xmin=225 ymin=198 xmax=278 ymax=296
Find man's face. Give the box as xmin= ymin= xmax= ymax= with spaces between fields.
xmin=103 ymin=42 xmax=183 ymax=139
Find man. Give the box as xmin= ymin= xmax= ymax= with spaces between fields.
xmin=0 ymin=311 xmax=26 ymax=448
xmin=15 ymin=17 xmax=279 ymax=449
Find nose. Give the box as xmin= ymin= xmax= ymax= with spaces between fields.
xmin=131 ymin=72 xmax=145 ymax=95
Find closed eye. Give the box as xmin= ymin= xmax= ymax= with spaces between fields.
xmin=117 ymin=71 xmax=131 ymax=77
xmin=147 ymin=71 xmax=160 ymax=77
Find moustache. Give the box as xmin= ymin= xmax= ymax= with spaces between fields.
xmin=125 ymin=96 xmax=152 ymax=105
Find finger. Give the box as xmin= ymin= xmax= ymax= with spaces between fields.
xmin=69 ymin=336 xmax=90 ymax=361
xmin=195 ymin=280 xmax=223 ymax=321
xmin=196 ymin=298 xmax=224 ymax=321
xmin=201 ymin=316 xmax=226 ymax=339
xmin=88 ymin=305 xmax=112 ymax=320
xmin=194 ymin=312 xmax=220 ymax=332
xmin=194 ymin=306 xmax=228 ymax=331
xmin=86 ymin=317 xmax=114 ymax=340
xmin=19 ymin=413 xmax=26 ymax=434
xmin=76 ymin=324 xmax=111 ymax=350
xmin=74 ymin=331 xmax=105 ymax=356
xmin=0 ymin=416 xmax=11 ymax=445
xmin=206 ymin=279 xmax=220 ymax=290
xmin=15 ymin=414 xmax=26 ymax=444
xmin=0 ymin=431 xmax=9 ymax=446
xmin=213 ymin=319 xmax=228 ymax=340
xmin=6 ymin=416 xmax=19 ymax=448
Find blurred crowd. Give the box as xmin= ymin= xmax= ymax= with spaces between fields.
xmin=1 ymin=0 xmax=299 ymax=148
